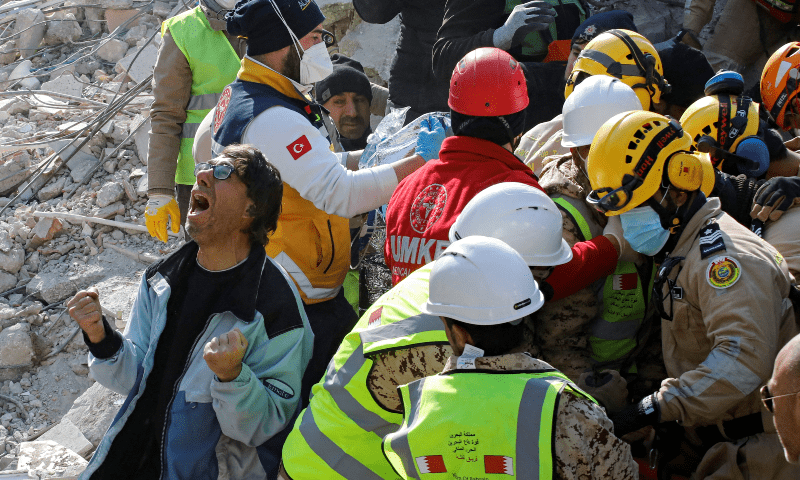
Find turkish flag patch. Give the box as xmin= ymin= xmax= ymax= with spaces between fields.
xmin=287 ymin=135 xmax=311 ymax=160
xmin=484 ymin=455 xmax=514 ymax=475
xmin=612 ymin=273 xmax=638 ymax=291
xmin=415 ymin=455 xmax=447 ymax=474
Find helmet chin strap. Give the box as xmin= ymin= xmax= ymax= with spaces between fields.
xmin=648 ymin=185 xmax=684 ymax=234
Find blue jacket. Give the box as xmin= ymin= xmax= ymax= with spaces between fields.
xmin=80 ymin=242 xmax=314 ymax=479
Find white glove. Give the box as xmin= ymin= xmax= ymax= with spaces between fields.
xmin=603 ymin=215 xmax=640 ymax=264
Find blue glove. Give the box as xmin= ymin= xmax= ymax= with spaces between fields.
xmin=415 ymin=117 xmax=446 ymax=162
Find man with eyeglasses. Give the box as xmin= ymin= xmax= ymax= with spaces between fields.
xmin=765 ymin=333 xmax=800 ymax=465
xmin=67 ymin=145 xmax=313 ymax=479
xmin=585 ymin=110 xmax=800 ymax=479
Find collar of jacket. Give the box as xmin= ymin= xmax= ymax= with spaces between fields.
xmin=145 ymin=240 xmax=267 ymax=323
xmin=439 ymin=135 xmax=538 ymax=174
xmin=238 ymin=56 xmax=309 ymax=102
xmin=668 ymin=196 xmax=722 ymax=257
xmin=442 ymin=352 xmax=553 ymax=373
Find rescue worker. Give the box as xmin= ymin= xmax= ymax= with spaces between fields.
xmin=384 ymin=47 xmax=543 ymax=285
xmin=586 ymin=110 xmax=800 ymax=479
xmin=210 ymin=0 xmax=444 ymax=405
xmin=382 ymin=236 xmax=638 ymax=479
xmin=145 ymin=0 xmax=244 ymax=242
xmin=516 ymin=10 xmax=639 ymax=174
xmin=680 ymin=0 xmax=795 ymax=73
xmin=537 ymin=75 xmax=677 ymax=394
xmin=280 ymin=182 xmax=633 ymax=480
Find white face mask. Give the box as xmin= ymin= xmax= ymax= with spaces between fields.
xmin=300 ymin=42 xmax=333 ymax=84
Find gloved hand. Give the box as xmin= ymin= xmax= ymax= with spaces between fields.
xmin=578 ymin=370 xmax=629 ymax=416
xmin=603 ymin=215 xmax=639 ymax=263
xmin=750 ymin=176 xmax=800 ymax=223
xmin=144 ymin=194 xmax=180 ymax=243
xmin=610 ymin=392 xmax=660 ymax=438
xmin=415 ymin=117 xmax=446 ymax=162
xmin=493 ymin=1 xmax=557 ymax=51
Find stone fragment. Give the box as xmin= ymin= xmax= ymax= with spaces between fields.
xmin=9 ymin=60 xmax=40 ymax=90
xmin=153 ymin=1 xmax=172 ymax=18
xmin=133 ymin=115 xmax=150 ymax=165
xmin=0 ymin=246 xmax=24 ymax=274
xmin=0 ymin=40 xmax=16 ymax=65
xmin=96 ymin=182 xmax=125 ymax=207
xmin=136 ymin=174 xmax=148 ymax=196
xmin=123 ymin=24 xmax=147 ymax=46
xmin=84 ymin=8 xmax=104 ymax=35
xmin=39 ymin=418 xmax=93 ymax=457
xmin=63 ymin=382 xmax=125 ymax=446
xmin=60 ymin=144 xmax=99 ymax=183
xmin=122 ymin=178 xmax=138 ymax=202
xmin=44 ymin=12 xmax=83 ymax=46
xmin=17 ymin=440 xmax=88 ymax=477
xmin=95 ymin=202 xmax=125 ymax=219
xmin=96 ymin=38 xmax=129 ymax=63
xmin=15 ymin=9 xmax=46 ymax=58
xmin=104 ymin=8 xmax=138 ymax=32
xmin=29 ymin=217 xmax=63 ymax=244
xmin=0 ymin=271 xmax=17 ymax=293
xmin=37 ymin=177 xmax=66 ymax=202
xmin=115 ymin=43 xmax=158 ymax=83
xmin=40 ymin=73 xmax=83 ymax=99
xmin=0 ymin=323 xmax=34 ymax=368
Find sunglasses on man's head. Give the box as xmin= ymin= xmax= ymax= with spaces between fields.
xmin=761 ymin=384 xmax=800 ymax=413
xmin=194 ymin=162 xmax=234 ymax=180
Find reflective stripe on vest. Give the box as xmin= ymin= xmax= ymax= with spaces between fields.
xmin=162 ymin=7 xmax=240 ymax=184
xmin=283 ymin=266 xmax=449 ymax=479
xmin=384 ymin=371 xmax=595 ymax=479
xmin=552 ymin=197 xmax=652 ymax=369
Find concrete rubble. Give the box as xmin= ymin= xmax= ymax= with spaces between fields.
xmin=0 ymin=0 xmax=696 ymax=476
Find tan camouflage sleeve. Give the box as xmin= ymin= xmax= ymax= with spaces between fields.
xmin=554 ymin=392 xmax=638 ymax=479
xmin=367 ymin=344 xmax=452 ymax=412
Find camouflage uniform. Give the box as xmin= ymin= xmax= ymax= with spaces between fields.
xmin=440 ymin=353 xmax=639 ymax=479
xmin=368 ymin=344 xmax=451 ymax=412
xmin=538 ymin=153 xmax=667 ymax=397
xmin=514 ymin=115 xmax=570 ymax=176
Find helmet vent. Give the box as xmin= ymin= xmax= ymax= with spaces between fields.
xmin=628 ymin=141 xmax=638 ymax=150
xmin=703 ymin=125 xmax=713 ymax=135
xmin=625 ymin=154 xmax=633 ymax=164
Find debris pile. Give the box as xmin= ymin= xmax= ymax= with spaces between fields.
xmin=0 ymin=0 xmax=694 ymax=477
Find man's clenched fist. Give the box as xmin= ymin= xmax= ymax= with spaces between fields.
xmin=203 ymin=328 xmax=248 ymax=382
xmin=67 ymin=287 xmax=105 ymax=344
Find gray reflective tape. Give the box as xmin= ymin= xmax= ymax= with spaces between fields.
xmin=580 ymin=49 xmax=643 ymax=78
xmin=389 ymin=378 xmax=426 ymax=480
xmin=589 ymin=317 xmax=640 ymax=341
xmin=515 ymin=377 xmax=559 ymax=480
xmin=359 ymin=314 xmax=443 ymax=346
xmin=180 ymin=122 xmax=201 ymax=140
xmin=663 ymin=336 xmax=762 ymax=403
xmin=186 ymin=92 xmax=221 ymax=111
xmin=299 ymin=407 xmax=384 ymax=479
xmin=322 ymin=344 xmax=399 ymax=438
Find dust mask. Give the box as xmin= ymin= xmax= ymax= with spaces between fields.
xmin=299 ymin=42 xmax=333 ymax=84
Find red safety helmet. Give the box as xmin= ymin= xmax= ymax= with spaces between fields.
xmin=448 ymin=47 xmax=529 ymax=116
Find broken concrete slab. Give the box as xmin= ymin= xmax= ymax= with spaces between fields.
xmin=0 ymin=245 xmax=24 ymax=274
xmin=38 ymin=417 xmax=93 ymax=458
xmin=96 ymin=38 xmax=129 ymax=63
xmin=40 ymin=73 xmax=83 ymax=99
xmin=84 ymin=7 xmax=104 ymax=35
xmin=0 ymin=271 xmax=17 ymax=292
xmin=9 ymin=60 xmax=40 ymax=91
xmin=44 ymin=12 xmax=82 ymax=46
xmin=0 ymin=323 xmax=34 ymax=368
xmin=123 ymin=24 xmax=147 ymax=46
xmin=49 ymin=141 xmax=100 ymax=183
xmin=94 ymin=201 xmax=125 ymax=219
xmin=114 ymin=43 xmax=158 ymax=83
xmin=0 ymin=40 xmax=16 ymax=66
xmin=26 ymin=263 xmax=108 ymax=303
xmin=17 ymin=440 xmax=88 ymax=478
xmin=95 ymin=182 xmax=125 ymax=207
xmin=37 ymin=177 xmax=66 ymax=202
xmin=63 ymin=382 xmax=125 ymax=446
xmin=15 ymin=8 xmax=46 ymax=59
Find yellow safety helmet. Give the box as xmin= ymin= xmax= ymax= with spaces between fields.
xmin=564 ymin=29 xmax=670 ymax=110
xmin=586 ymin=111 xmax=713 ymax=216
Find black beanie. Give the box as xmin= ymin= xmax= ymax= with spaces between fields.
xmin=657 ymin=41 xmax=714 ymax=108
xmin=315 ymin=54 xmax=372 ymax=104
xmin=226 ymin=0 xmax=325 ymax=56
xmin=572 ymin=10 xmax=637 ymax=46
xmin=450 ymin=109 xmax=527 ymax=147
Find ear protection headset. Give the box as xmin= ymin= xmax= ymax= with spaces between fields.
xmin=664 ymin=151 xmax=704 ymax=192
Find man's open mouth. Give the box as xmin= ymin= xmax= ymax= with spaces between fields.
xmin=188 ymin=190 xmax=212 ymax=223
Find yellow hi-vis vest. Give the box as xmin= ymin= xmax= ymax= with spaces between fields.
xmin=552 ymin=197 xmax=655 ymax=372
xmin=282 ymin=264 xmax=450 ymax=479
xmin=161 ymin=6 xmax=240 ymax=185
xmin=383 ymin=370 xmax=595 ymax=479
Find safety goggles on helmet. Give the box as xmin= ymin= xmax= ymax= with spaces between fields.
xmin=195 ymin=162 xmax=235 ymax=180
xmin=587 ymin=119 xmax=683 ymax=213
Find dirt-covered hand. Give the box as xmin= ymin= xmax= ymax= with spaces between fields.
xmin=203 ymin=328 xmax=249 ymax=382
xmin=67 ymin=287 xmax=105 ymax=343
xmin=578 ymin=370 xmax=629 ymax=415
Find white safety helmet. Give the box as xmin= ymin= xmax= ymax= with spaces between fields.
xmin=448 ymin=183 xmax=572 ymax=266
xmin=561 ymin=75 xmax=643 ymax=148
xmin=423 ymin=236 xmax=545 ymax=326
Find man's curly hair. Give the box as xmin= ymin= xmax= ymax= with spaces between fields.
xmin=220 ymin=144 xmax=282 ymax=246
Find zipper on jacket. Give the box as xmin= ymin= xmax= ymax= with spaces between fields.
xmin=158 ymin=313 xmax=216 ymax=480
xmin=323 ymin=219 xmax=335 ymax=274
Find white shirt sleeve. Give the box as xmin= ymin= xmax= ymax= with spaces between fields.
xmin=243 ymin=106 xmax=398 ymax=218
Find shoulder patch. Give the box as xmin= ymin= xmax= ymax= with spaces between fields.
xmin=212 ymin=85 xmax=232 ymax=135
xmin=698 ymin=223 xmax=726 ymax=259
xmin=706 ymin=255 xmax=741 ymax=289
xmin=287 ymin=135 xmax=311 ymax=160
xmin=263 ymin=378 xmax=294 ymax=399
xmin=775 ymin=252 xmax=785 ymax=266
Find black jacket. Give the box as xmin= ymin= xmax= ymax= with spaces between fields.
xmin=354 ymin=0 xmax=450 ymax=122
